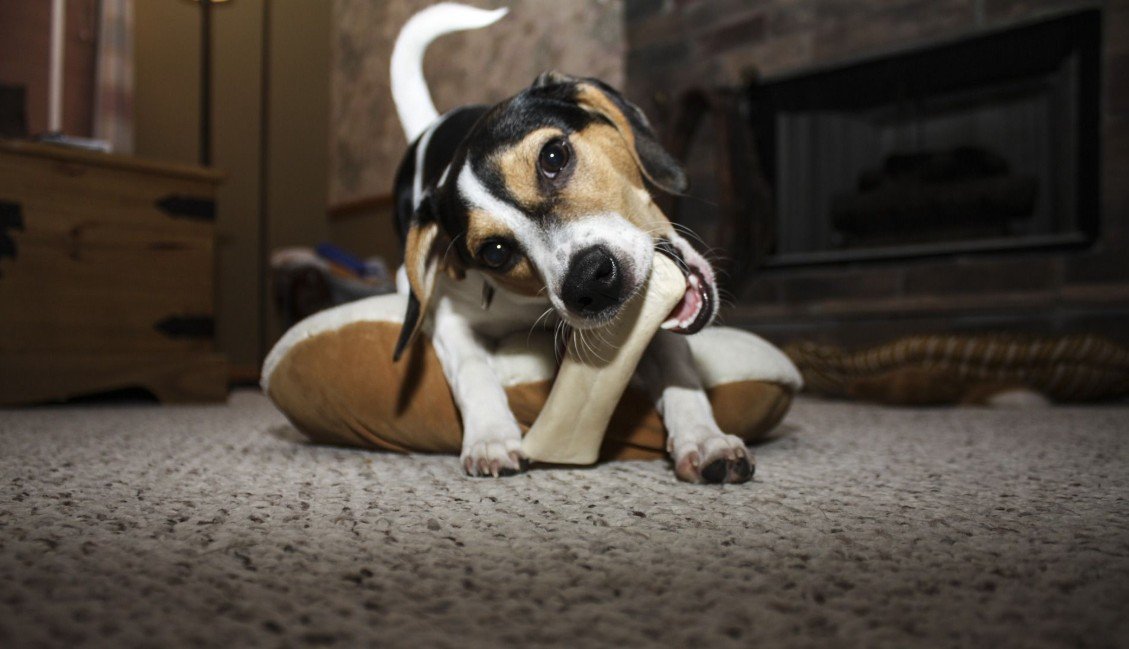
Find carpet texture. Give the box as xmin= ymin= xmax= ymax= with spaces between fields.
xmin=1 ymin=391 xmax=1127 ymax=648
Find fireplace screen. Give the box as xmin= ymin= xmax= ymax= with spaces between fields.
xmin=749 ymin=10 xmax=1100 ymax=265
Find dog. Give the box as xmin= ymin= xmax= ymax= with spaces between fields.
xmin=389 ymin=3 xmax=753 ymax=484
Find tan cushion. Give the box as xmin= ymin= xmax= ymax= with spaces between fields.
xmin=263 ymin=294 xmax=801 ymax=460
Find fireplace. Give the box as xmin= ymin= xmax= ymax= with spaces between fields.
xmin=748 ymin=10 xmax=1101 ymax=266
xmin=625 ymin=1 xmax=1127 ymax=348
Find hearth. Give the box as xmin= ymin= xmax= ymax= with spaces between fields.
xmin=748 ymin=10 xmax=1101 ymax=266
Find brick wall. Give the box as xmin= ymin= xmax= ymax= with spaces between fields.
xmin=626 ymin=0 xmax=1129 ymax=347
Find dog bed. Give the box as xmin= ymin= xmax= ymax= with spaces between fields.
xmin=785 ymin=333 xmax=1129 ymax=405
xmin=261 ymin=294 xmax=802 ymax=461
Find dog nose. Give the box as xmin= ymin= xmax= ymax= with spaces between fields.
xmin=561 ymin=246 xmax=624 ymax=317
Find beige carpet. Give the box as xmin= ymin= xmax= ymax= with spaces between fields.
xmin=1 ymin=390 xmax=1127 ymax=648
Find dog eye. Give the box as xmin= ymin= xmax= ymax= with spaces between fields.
xmin=478 ymin=240 xmax=514 ymax=269
xmin=538 ymin=139 xmax=570 ymax=178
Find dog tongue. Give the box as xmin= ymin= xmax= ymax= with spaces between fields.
xmin=665 ymin=280 xmax=699 ymax=321
xmin=661 ymin=273 xmax=703 ymax=332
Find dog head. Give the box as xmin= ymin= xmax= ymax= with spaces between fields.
xmin=395 ymin=72 xmax=719 ymax=359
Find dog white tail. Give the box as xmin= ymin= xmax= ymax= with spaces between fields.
xmin=390 ymin=3 xmax=508 ymax=142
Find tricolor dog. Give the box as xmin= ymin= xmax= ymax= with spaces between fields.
xmin=390 ymin=3 xmax=753 ymax=483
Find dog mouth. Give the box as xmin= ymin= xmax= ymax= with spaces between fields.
xmin=655 ymin=239 xmax=716 ymax=335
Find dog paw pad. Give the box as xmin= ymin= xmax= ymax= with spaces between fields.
xmin=461 ymin=439 xmax=526 ymax=478
xmin=672 ymin=433 xmax=755 ymax=485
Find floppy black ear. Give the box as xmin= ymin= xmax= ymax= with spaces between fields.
xmin=393 ymin=222 xmax=438 ymax=361
xmin=393 ymin=199 xmax=445 ymax=361
xmin=574 ymin=78 xmax=688 ymax=195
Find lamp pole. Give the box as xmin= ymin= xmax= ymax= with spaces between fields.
xmin=199 ymin=0 xmax=212 ymax=166
xmin=48 ymin=0 xmax=66 ymax=133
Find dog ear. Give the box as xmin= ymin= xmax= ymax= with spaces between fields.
xmin=394 ymin=203 xmax=446 ymax=362
xmin=531 ymin=70 xmax=576 ymax=88
xmin=531 ymin=72 xmax=686 ymax=193
xmin=573 ymin=78 xmax=688 ymax=195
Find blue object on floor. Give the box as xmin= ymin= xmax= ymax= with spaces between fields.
xmin=315 ymin=242 xmax=367 ymax=276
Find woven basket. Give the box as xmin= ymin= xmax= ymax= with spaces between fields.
xmin=784 ymin=334 xmax=1129 ymax=405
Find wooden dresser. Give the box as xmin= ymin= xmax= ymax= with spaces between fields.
xmin=0 ymin=141 xmax=227 ymax=404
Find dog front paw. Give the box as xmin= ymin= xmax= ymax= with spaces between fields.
xmin=669 ymin=431 xmax=755 ymax=485
xmin=461 ymin=437 xmax=528 ymax=478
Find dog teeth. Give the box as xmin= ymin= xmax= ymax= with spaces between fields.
xmin=659 ymin=269 xmax=710 ymax=331
xmin=660 ymin=282 xmax=704 ymax=331
xmin=660 ymin=305 xmax=702 ymax=331
xmin=684 ymin=304 xmax=702 ymax=327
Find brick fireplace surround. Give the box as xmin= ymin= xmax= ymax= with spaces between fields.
xmin=625 ymin=0 xmax=1129 ymax=348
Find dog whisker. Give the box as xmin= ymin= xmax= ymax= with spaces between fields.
xmin=669 ymin=221 xmax=709 ymax=244
xmin=654 ymin=249 xmax=692 ymax=278
xmin=579 ymin=328 xmax=610 ymax=365
xmin=576 ymin=328 xmax=588 ymax=364
xmin=654 ymin=222 xmax=731 ymax=264
xmin=527 ymin=307 xmax=556 ymax=347
xmin=669 ymin=192 xmax=720 ymax=209
xmin=592 ymin=326 xmax=617 ymax=359
xmin=638 ymin=220 xmax=712 ymax=252
xmin=586 ymin=328 xmax=611 ymax=364
xmin=553 ymin=321 xmax=573 ymax=364
xmin=441 ymin=233 xmax=464 ymax=266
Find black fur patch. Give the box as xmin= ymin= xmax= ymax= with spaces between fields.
xmin=393 ymin=291 xmax=421 ymax=362
xmin=393 ymin=106 xmax=489 ymax=245
xmin=392 ymin=139 xmax=419 ymax=242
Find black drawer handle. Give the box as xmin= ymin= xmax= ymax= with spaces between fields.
xmin=155 ymin=195 xmax=215 ymax=222
xmin=154 ymin=315 xmax=215 ymax=339
xmin=0 ymin=200 xmax=24 ymax=272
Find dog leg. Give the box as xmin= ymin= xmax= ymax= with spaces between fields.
xmin=636 ymin=331 xmax=755 ymax=484
xmin=430 ymin=313 xmax=527 ymax=477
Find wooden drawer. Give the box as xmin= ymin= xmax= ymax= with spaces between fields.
xmin=0 ymin=142 xmax=227 ymax=404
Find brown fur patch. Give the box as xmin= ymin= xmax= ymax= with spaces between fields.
xmin=464 ymin=208 xmax=546 ymax=297
xmin=560 ymin=123 xmax=673 ymax=236
xmin=488 ymin=257 xmax=545 ymax=297
xmin=463 ymin=209 xmax=514 ymax=255
xmin=408 ymin=222 xmax=467 ymax=293
xmin=492 ymin=127 xmax=561 ymax=210
xmin=405 ymin=221 xmax=439 ymax=300
xmin=403 ymin=221 xmax=441 ymax=351
xmin=573 ymin=82 xmax=683 ymax=211
xmin=574 ymin=84 xmax=638 ymax=156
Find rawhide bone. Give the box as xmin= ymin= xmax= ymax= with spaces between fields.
xmin=521 ymin=253 xmax=687 ymax=465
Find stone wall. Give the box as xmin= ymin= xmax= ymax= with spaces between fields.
xmin=625 ymin=0 xmax=1129 ymax=346
xmin=330 ymin=0 xmax=624 ymax=205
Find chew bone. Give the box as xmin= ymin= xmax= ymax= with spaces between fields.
xmin=521 ymin=253 xmax=687 ymax=465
